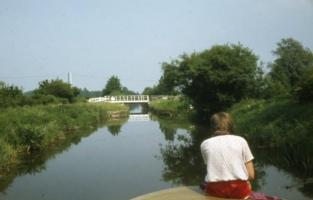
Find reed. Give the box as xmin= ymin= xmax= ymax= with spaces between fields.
xmin=0 ymin=103 xmax=128 ymax=171
xmin=149 ymin=98 xmax=192 ymax=118
xmin=229 ymin=98 xmax=313 ymax=173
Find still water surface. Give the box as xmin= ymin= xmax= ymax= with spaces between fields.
xmin=0 ymin=106 xmax=312 ymax=200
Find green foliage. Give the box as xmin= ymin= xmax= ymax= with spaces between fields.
xmin=107 ymin=125 xmax=122 ymax=136
xmin=0 ymin=139 xmax=16 ymax=166
xmin=102 ymin=76 xmax=122 ymax=95
xmin=269 ymin=38 xmax=313 ymax=95
xmin=158 ymin=124 xmax=207 ymax=185
xmin=157 ymin=44 xmax=261 ymax=118
xmin=142 ymin=86 xmax=154 ymax=95
xmin=102 ymin=76 xmax=136 ymax=95
xmin=147 ymin=38 xmax=313 ymax=113
xmin=142 ymin=60 xmax=186 ymax=95
xmin=0 ymin=81 xmax=25 ymax=108
xmin=142 ymin=85 xmax=161 ymax=95
xmin=121 ymin=86 xmax=137 ymax=95
xmin=0 ymin=103 xmax=128 ymax=170
xmin=149 ymin=97 xmax=193 ymax=118
xmin=229 ymin=98 xmax=313 ymax=171
xmin=16 ymin=125 xmax=45 ymax=152
xmin=0 ymin=80 xmax=81 ymax=108
xmin=262 ymin=76 xmax=290 ymax=98
xmin=34 ymin=79 xmax=80 ymax=103
xmin=79 ymin=88 xmax=102 ymax=98
xmin=296 ymin=67 xmax=313 ymax=103
xmin=146 ymin=61 xmax=182 ymax=95
xmin=27 ymin=94 xmax=62 ymax=105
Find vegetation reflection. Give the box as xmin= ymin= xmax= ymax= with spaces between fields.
xmin=106 ymin=118 xmax=128 ymax=136
xmin=156 ymin=116 xmax=313 ymax=198
xmin=0 ymin=126 xmax=97 ymax=192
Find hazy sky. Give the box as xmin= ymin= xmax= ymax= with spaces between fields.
xmin=1 ymin=0 xmax=313 ymax=93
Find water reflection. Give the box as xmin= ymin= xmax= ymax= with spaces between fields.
xmin=0 ymin=113 xmax=312 ymax=200
xmin=152 ymin=116 xmax=206 ymax=185
xmin=105 ymin=103 xmax=150 ymax=135
xmin=128 ymin=114 xmax=150 ymax=122
xmin=107 ymin=125 xmax=122 ymax=136
xmin=300 ymin=182 xmax=313 ymax=198
xmin=252 ymin=147 xmax=313 ymax=198
xmin=106 ymin=118 xmax=127 ymax=136
xmin=150 ymin=115 xmax=192 ymax=141
xmin=0 ymin=126 xmax=98 ymax=192
xmin=128 ymin=103 xmax=149 ymax=114
xmin=155 ymin=116 xmax=313 ymax=199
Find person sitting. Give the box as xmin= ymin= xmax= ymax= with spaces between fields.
xmin=200 ymin=112 xmax=281 ymax=200
xmin=200 ymin=112 xmax=254 ymax=199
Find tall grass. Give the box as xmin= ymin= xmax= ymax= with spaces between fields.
xmin=149 ymin=98 xmax=193 ymax=118
xmin=0 ymin=103 xmax=128 ymax=171
xmin=229 ymin=98 xmax=313 ymax=174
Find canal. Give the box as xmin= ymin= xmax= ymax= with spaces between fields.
xmin=0 ymin=104 xmax=312 ymax=200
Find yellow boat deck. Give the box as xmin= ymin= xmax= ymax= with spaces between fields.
xmin=131 ymin=186 xmax=240 ymax=200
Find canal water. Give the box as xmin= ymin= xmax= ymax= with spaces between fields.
xmin=0 ymin=105 xmax=312 ymax=200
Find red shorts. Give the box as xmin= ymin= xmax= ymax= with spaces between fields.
xmin=205 ymin=180 xmax=251 ymax=199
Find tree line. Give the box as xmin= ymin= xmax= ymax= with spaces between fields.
xmin=2 ymin=37 xmax=312 ymax=111
xmin=143 ymin=38 xmax=313 ymax=119
xmin=0 ymin=75 xmax=136 ymax=108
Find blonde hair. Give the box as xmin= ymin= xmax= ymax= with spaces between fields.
xmin=210 ymin=112 xmax=234 ymax=134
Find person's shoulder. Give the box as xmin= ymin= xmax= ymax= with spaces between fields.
xmin=227 ymin=134 xmax=248 ymax=143
xmin=200 ymin=138 xmax=209 ymax=146
xmin=201 ymin=135 xmax=225 ymax=146
xmin=200 ymin=137 xmax=212 ymax=148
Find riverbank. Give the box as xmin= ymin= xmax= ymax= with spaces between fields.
xmin=150 ymin=97 xmax=313 ymax=173
xmin=0 ymin=103 xmax=128 ymax=172
xmin=148 ymin=98 xmax=193 ymax=119
xmin=229 ymin=98 xmax=313 ymax=173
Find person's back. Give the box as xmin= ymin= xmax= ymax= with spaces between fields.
xmin=200 ymin=112 xmax=255 ymax=199
xmin=201 ymin=134 xmax=254 ymax=183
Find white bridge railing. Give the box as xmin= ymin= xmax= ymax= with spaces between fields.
xmin=88 ymin=95 xmax=150 ymax=103
xmin=128 ymin=114 xmax=150 ymax=122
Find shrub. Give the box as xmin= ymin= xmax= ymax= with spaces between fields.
xmin=0 ymin=139 xmax=16 ymax=167
xmin=16 ymin=125 xmax=46 ymax=152
xmin=296 ymin=68 xmax=313 ymax=103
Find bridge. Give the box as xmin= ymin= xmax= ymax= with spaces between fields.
xmin=88 ymin=95 xmax=150 ymax=103
xmin=128 ymin=114 xmax=150 ymax=122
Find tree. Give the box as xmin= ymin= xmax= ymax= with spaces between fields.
xmin=0 ymin=81 xmax=25 ymax=107
xmin=142 ymin=84 xmax=167 ymax=95
xmin=107 ymin=125 xmax=122 ymax=136
xmin=34 ymin=79 xmax=80 ymax=103
xmin=158 ymin=61 xmax=182 ymax=95
xmin=163 ymin=44 xmax=260 ymax=119
xmin=102 ymin=76 xmax=122 ymax=95
xmin=296 ymin=67 xmax=313 ymax=103
xmin=79 ymin=88 xmax=102 ymax=98
xmin=269 ymin=38 xmax=313 ymax=94
xmin=142 ymin=86 xmax=154 ymax=95
xmin=121 ymin=86 xmax=137 ymax=95
xmin=143 ymin=61 xmax=182 ymax=95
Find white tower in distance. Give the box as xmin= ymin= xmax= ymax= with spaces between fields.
xmin=68 ymin=72 xmax=72 ymax=85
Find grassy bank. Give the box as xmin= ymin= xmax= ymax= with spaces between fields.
xmin=0 ymin=103 xmax=128 ymax=171
xmin=229 ymin=98 xmax=313 ymax=173
xmin=149 ymin=98 xmax=193 ymax=119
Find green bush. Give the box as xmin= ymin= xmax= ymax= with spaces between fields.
xmin=296 ymin=68 xmax=313 ymax=103
xmin=149 ymin=97 xmax=192 ymax=118
xmin=0 ymin=81 xmax=25 ymax=108
xmin=0 ymin=139 xmax=16 ymax=167
xmin=34 ymin=79 xmax=80 ymax=103
xmin=229 ymin=98 xmax=313 ymax=171
xmin=0 ymin=103 xmax=128 ymax=170
xmin=16 ymin=125 xmax=45 ymax=152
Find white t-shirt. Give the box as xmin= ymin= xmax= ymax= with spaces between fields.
xmin=200 ymin=134 xmax=254 ymax=182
